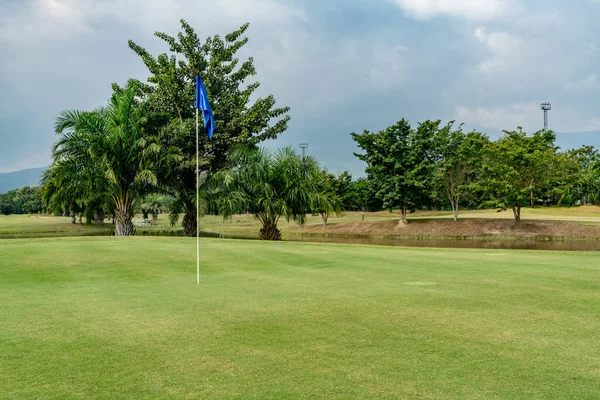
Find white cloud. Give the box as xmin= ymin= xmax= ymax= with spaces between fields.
xmin=0 ymin=0 xmax=90 ymax=41
xmin=474 ymin=27 xmax=487 ymax=42
xmin=477 ymin=31 xmax=523 ymax=74
xmin=391 ymin=0 xmax=508 ymax=20
xmin=566 ymin=74 xmax=599 ymax=93
xmin=455 ymin=102 xmax=540 ymax=131
xmin=0 ymin=0 xmax=304 ymax=42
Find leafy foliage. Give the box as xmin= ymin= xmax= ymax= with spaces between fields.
xmin=479 ymin=128 xmax=557 ymax=223
xmin=127 ymin=20 xmax=290 ymax=236
xmin=0 ymin=186 xmax=45 ymax=215
xmin=434 ymin=125 xmax=489 ymax=220
xmin=352 ymin=119 xmax=438 ymax=225
xmin=48 ymin=84 xmax=171 ymax=235
xmin=215 ymin=147 xmax=329 ymax=240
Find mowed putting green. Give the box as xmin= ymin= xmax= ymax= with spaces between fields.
xmin=1 ymin=238 xmax=599 ymax=399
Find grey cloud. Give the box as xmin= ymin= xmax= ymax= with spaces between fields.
xmin=0 ymin=0 xmax=599 ymax=177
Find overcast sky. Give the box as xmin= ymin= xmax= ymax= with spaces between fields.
xmin=1 ymin=0 xmax=599 ymax=176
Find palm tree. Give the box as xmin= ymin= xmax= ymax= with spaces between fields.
xmin=42 ymin=152 xmax=112 ymax=224
xmin=216 ymin=146 xmax=333 ymax=240
xmin=52 ymin=85 xmax=166 ymax=236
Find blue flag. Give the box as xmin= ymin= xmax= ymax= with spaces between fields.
xmin=195 ymin=76 xmax=215 ymax=139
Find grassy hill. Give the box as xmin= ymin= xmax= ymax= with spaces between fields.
xmin=0 ymin=166 xmax=46 ymax=194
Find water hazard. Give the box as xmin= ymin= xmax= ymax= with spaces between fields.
xmin=190 ymin=231 xmax=600 ymax=252
xmin=5 ymin=228 xmax=599 ymax=251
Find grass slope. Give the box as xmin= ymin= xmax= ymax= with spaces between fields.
xmin=1 ymin=237 xmax=599 ymax=399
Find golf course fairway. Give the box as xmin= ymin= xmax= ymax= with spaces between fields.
xmin=1 ymin=237 xmax=599 ymax=399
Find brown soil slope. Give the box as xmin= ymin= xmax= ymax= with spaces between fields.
xmin=292 ymin=219 xmax=600 ymax=240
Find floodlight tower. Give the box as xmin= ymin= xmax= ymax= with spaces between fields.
xmin=299 ymin=143 xmax=308 ymax=159
xmin=540 ymin=102 xmax=551 ymax=130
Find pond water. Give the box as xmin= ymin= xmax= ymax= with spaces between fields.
xmin=5 ymin=229 xmax=597 ymax=251
xmin=187 ymin=231 xmax=600 ymax=252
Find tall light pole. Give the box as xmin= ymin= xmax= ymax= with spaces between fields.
xmin=541 ymin=102 xmax=551 ymax=130
xmin=299 ymin=143 xmax=308 ymax=160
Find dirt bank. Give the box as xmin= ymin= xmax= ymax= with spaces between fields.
xmin=291 ymin=219 xmax=600 ymax=240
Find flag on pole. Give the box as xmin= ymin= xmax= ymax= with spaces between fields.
xmin=196 ymin=76 xmax=215 ymax=138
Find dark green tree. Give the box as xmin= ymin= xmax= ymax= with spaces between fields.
xmin=51 ymin=85 xmax=166 ymax=235
xmin=348 ymin=178 xmax=374 ymax=220
xmin=352 ymin=119 xmax=438 ymax=225
xmin=216 ymin=147 xmax=329 ymax=240
xmin=127 ymin=20 xmax=290 ymax=236
xmin=434 ymin=125 xmax=489 ymax=220
xmin=332 ymin=171 xmax=353 ymax=211
xmin=480 ymin=128 xmax=557 ymax=223
xmin=0 ymin=186 xmax=45 ymax=215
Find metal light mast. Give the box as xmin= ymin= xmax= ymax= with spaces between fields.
xmin=299 ymin=143 xmax=308 ymax=159
xmin=540 ymin=102 xmax=551 ymax=130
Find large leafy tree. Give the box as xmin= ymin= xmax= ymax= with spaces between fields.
xmin=216 ymin=147 xmax=328 ymax=240
xmin=481 ymin=128 xmax=557 ymax=223
xmin=51 ymin=85 xmax=165 ymax=235
xmin=127 ymin=20 xmax=290 ymax=236
xmin=352 ymin=119 xmax=438 ymax=226
xmin=434 ymin=125 xmax=489 ymax=220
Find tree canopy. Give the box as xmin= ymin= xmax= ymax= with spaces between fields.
xmin=126 ymin=20 xmax=290 ymax=236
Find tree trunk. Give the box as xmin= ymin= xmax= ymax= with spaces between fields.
xmin=362 ymin=204 xmax=365 ymax=221
xmin=94 ymin=207 xmax=105 ymax=224
xmin=530 ymin=190 xmax=535 ymax=208
xmin=450 ymin=195 xmax=459 ymax=221
xmin=85 ymin=206 xmax=93 ymax=226
xmin=151 ymin=210 xmax=158 ymax=221
xmin=182 ymin=201 xmax=197 ymax=237
xmin=69 ymin=209 xmax=76 ymax=224
xmin=142 ymin=209 xmax=150 ymax=220
xmin=512 ymin=205 xmax=521 ymax=224
xmin=260 ymin=218 xmax=282 ymax=240
xmin=397 ymin=204 xmax=408 ymax=227
xmin=321 ymin=212 xmax=328 ymax=226
xmin=115 ymin=202 xmax=135 ymax=236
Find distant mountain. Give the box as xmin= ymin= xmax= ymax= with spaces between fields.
xmin=0 ymin=167 xmax=47 ymax=194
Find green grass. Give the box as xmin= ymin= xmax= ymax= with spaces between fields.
xmin=0 ymin=214 xmax=179 ymax=238
xmin=1 ymin=237 xmax=599 ymax=399
xmin=201 ymin=206 xmax=600 ymax=236
xmin=3 ymin=205 xmax=600 ymax=239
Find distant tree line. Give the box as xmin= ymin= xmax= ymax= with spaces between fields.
xmin=349 ymin=120 xmax=600 ymax=224
xmin=0 ymin=186 xmax=45 ymax=215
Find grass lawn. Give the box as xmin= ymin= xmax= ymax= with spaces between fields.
xmin=202 ymin=206 xmax=600 ymax=236
xmin=1 ymin=237 xmax=599 ymax=399
xmin=0 ymin=214 xmax=178 ymax=238
xmin=3 ymin=206 xmax=600 ymax=239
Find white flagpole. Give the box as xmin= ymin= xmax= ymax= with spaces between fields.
xmin=196 ymin=108 xmax=200 ymax=284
